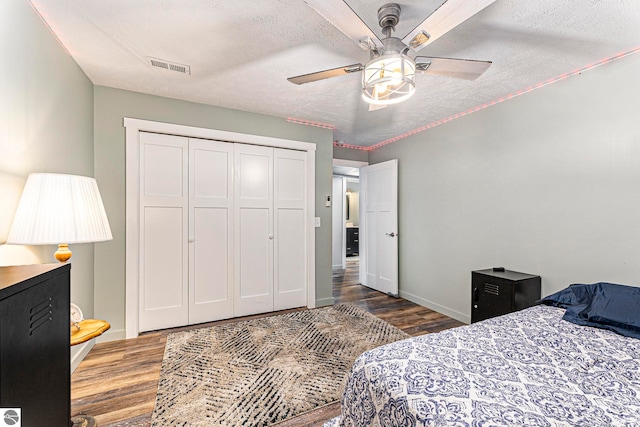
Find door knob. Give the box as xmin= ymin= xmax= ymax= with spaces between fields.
xmin=385 ymin=232 xmax=397 ymax=237
xmin=268 ymin=234 xmax=274 ymax=240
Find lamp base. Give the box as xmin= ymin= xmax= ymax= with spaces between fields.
xmin=71 ymin=414 xmax=97 ymax=427
xmin=55 ymin=243 xmax=72 ymax=263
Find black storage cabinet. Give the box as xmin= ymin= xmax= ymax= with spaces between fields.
xmin=346 ymin=227 xmax=359 ymax=256
xmin=0 ymin=263 xmax=71 ymax=426
xmin=471 ymin=268 xmax=541 ymax=323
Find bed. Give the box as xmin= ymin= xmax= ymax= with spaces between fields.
xmin=325 ymin=283 xmax=640 ymax=427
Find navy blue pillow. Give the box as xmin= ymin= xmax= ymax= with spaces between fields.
xmin=540 ymin=282 xmax=640 ymax=339
xmin=538 ymin=283 xmax=595 ymax=308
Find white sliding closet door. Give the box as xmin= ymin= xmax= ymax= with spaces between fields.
xmin=234 ymin=144 xmax=274 ymax=316
xmin=274 ymin=148 xmax=307 ymax=310
xmin=136 ymin=131 xmax=309 ymax=332
xmin=188 ymin=139 xmax=234 ymax=324
xmin=139 ymin=132 xmax=189 ymax=332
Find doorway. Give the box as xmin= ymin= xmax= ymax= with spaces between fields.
xmin=332 ymin=159 xmax=367 ymax=276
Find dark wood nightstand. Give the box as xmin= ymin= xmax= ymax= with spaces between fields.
xmin=471 ymin=268 xmax=541 ymax=323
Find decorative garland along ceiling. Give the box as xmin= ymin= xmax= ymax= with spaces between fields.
xmin=28 ymin=0 xmax=640 ymax=149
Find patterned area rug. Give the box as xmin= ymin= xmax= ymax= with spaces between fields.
xmin=150 ymin=304 xmax=409 ymax=426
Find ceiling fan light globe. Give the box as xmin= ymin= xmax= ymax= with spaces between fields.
xmin=362 ymin=86 xmax=415 ymax=105
xmin=362 ymin=53 xmax=416 ymax=105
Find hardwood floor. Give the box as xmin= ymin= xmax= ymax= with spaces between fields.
xmin=71 ymin=257 xmax=464 ymax=426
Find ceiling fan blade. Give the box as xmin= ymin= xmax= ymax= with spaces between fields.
xmin=303 ymin=0 xmax=384 ymax=50
xmin=403 ymin=0 xmax=497 ymax=52
xmin=287 ymin=64 xmax=363 ymax=85
xmin=415 ymin=56 xmax=491 ymax=80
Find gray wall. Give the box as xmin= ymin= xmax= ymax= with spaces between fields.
xmin=334 ymin=145 xmax=369 ymax=162
xmin=370 ymin=53 xmax=640 ymax=323
xmin=93 ymin=86 xmax=334 ymax=339
xmin=0 ymin=0 xmax=95 ymax=365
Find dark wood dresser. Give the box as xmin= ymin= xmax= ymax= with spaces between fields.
xmin=0 ymin=263 xmax=71 ymax=426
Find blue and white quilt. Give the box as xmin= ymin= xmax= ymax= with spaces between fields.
xmin=324 ymin=305 xmax=640 ymax=426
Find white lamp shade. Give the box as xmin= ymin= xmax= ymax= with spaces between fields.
xmin=6 ymin=173 xmax=113 ymax=245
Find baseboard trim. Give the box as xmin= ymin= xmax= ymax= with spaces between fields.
xmin=399 ymin=290 xmax=470 ymax=324
xmin=96 ymin=328 xmax=127 ymax=344
xmin=315 ymin=297 xmax=334 ymax=308
xmin=71 ymin=341 xmax=94 ymax=373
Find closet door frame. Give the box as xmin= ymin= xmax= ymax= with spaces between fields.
xmin=124 ymin=118 xmax=316 ymax=338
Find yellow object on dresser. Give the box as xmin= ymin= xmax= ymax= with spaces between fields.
xmin=70 ymin=319 xmax=110 ymax=346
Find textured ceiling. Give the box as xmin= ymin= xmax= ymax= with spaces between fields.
xmin=29 ymin=0 xmax=640 ymax=148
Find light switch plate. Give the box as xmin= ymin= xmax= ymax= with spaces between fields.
xmin=315 ymin=217 xmax=321 ymax=227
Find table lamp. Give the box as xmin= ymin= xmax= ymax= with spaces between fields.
xmin=6 ymin=173 xmax=112 ymax=261
xmin=6 ymin=173 xmax=112 ymax=427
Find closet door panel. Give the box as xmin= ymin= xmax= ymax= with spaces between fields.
xmin=275 ymin=209 xmax=305 ymax=294
xmin=234 ymin=144 xmax=274 ymax=316
xmin=143 ymin=144 xmax=184 ymax=198
xmin=274 ymin=149 xmax=307 ymax=310
xmin=142 ymin=207 xmax=185 ymax=310
xmin=191 ymin=207 xmax=231 ymax=321
xmin=189 ymin=139 xmax=234 ymax=324
xmin=238 ymin=208 xmax=271 ymax=297
xmin=275 ymin=156 xmax=305 ymax=205
xmin=238 ymin=152 xmax=270 ymax=202
xmin=194 ymin=148 xmax=229 ymax=199
xmin=139 ymin=132 xmax=189 ymax=332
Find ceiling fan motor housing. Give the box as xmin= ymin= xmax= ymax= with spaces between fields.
xmin=378 ymin=3 xmax=402 ymax=41
xmin=380 ymin=37 xmax=408 ymax=55
xmin=378 ymin=3 xmax=401 ymax=32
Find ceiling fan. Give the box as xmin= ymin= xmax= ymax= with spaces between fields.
xmin=288 ymin=0 xmax=496 ymax=110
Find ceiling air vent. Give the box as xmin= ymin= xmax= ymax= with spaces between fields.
xmin=147 ymin=57 xmax=191 ymax=75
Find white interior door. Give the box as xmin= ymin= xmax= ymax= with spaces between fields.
xmin=273 ymin=148 xmax=307 ymax=310
xmin=139 ymin=132 xmax=189 ymax=331
xmin=359 ymin=159 xmax=399 ymax=296
xmin=188 ymin=139 xmax=234 ymax=324
xmin=234 ymin=144 xmax=274 ymax=316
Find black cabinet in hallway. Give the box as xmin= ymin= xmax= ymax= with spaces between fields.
xmin=346 ymin=227 xmax=359 ymax=256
